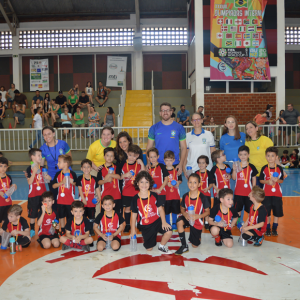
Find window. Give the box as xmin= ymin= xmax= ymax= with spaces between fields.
xmin=254 ymin=78 xmax=275 ymax=92
xmin=204 ymin=78 xmax=226 ymax=93
xmin=229 ymin=81 xmax=251 ymax=93
xmin=0 ymin=31 xmax=12 ymax=49
xmin=285 ymin=26 xmax=300 ymax=45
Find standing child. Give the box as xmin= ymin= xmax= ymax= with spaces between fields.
xmin=26 ymin=148 xmax=51 ymax=237
xmin=210 ymin=150 xmax=232 ymax=207
xmin=163 ymin=150 xmax=182 ymax=230
xmin=120 ymin=144 xmax=145 ymax=232
xmin=77 ymin=159 xmax=101 ymax=234
xmin=29 ymin=107 xmax=43 ymax=148
xmin=290 ymin=149 xmax=299 ymax=168
xmin=130 ymin=171 xmax=172 ymax=254
xmin=208 ymin=188 xmax=239 ymax=247
xmin=232 ymin=145 xmax=258 ymax=228
xmin=195 ymin=155 xmax=213 ymax=230
xmin=37 ymin=191 xmax=60 ymax=249
xmin=259 ymin=147 xmax=284 ymax=237
xmin=280 ymin=150 xmax=290 ymax=168
xmin=51 ymin=155 xmax=77 ymax=235
xmin=175 ymin=173 xmax=210 ymax=255
xmin=0 ymin=204 xmax=31 ymax=248
xmin=97 ymin=148 xmax=122 ymax=214
xmin=240 ymin=186 xmax=268 ymax=247
xmin=94 ymin=195 xmax=125 ymax=252
xmin=60 ymin=201 xmax=93 ymax=251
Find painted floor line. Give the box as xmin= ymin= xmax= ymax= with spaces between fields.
xmin=293 ymin=191 xmax=300 ymax=195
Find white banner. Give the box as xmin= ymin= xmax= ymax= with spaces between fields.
xmin=106 ymin=56 xmax=127 ymax=87
xmin=30 ymin=59 xmax=49 ymax=91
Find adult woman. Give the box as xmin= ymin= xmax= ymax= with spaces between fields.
xmin=49 ymin=99 xmax=61 ymax=126
xmin=68 ymin=84 xmax=79 ymax=96
xmin=73 ymin=106 xmax=85 ymax=139
xmin=67 ymin=89 xmax=78 ymax=116
xmin=265 ymin=104 xmax=274 ymax=124
xmin=44 ymin=92 xmax=51 ymax=102
xmin=0 ymin=86 xmax=7 ymax=107
xmin=31 ymin=98 xmax=43 ymax=118
xmin=103 ymin=107 xmax=115 ymax=127
xmin=277 ymin=110 xmax=286 ymax=145
xmin=43 ymin=95 xmax=51 ymax=126
xmin=61 ymin=107 xmax=72 ymax=137
xmin=207 ymin=117 xmax=216 ymax=134
xmin=6 ymin=83 xmax=15 ymax=108
xmin=85 ymin=81 xmax=94 ymax=104
xmin=13 ymin=101 xmax=25 ymax=128
xmin=88 ymin=105 xmax=100 ymax=138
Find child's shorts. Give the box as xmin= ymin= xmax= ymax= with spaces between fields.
xmin=234 ymin=195 xmax=252 ymax=214
xmin=122 ymin=195 xmax=132 ymax=208
xmin=16 ymin=236 xmax=31 ymax=248
xmin=38 ymin=234 xmax=59 ymax=247
xmin=113 ymin=199 xmax=122 ymax=214
xmin=202 ymin=195 xmax=211 ymax=208
xmin=164 ymin=199 xmax=180 ymax=215
xmin=262 ymin=196 xmax=283 ymax=217
xmin=0 ymin=205 xmax=11 ymax=222
xmin=177 ymin=216 xmax=202 ymax=246
xmin=213 ymin=197 xmax=220 ymax=207
xmin=138 ymin=218 xmax=172 ymax=249
xmin=157 ymin=194 xmax=166 ymax=205
xmin=242 ymin=229 xmax=261 ymax=241
xmin=57 ymin=204 xmax=72 ymax=219
xmin=97 ymin=236 xmax=121 ymax=251
xmin=28 ymin=196 xmax=42 ymax=218
xmin=209 ymin=226 xmax=233 ymax=240
xmin=84 ymin=207 xmax=95 ymax=220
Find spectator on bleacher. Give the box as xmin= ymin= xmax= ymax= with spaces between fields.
xmin=85 ymin=81 xmax=94 ymax=104
xmin=31 ymin=98 xmax=43 ymax=118
xmin=49 ymin=99 xmax=61 ymax=126
xmin=88 ymin=105 xmax=100 ymax=138
xmin=253 ymin=111 xmax=269 ymax=125
xmin=55 ymin=91 xmax=67 ymax=110
xmin=13 ymin=98 xmax=26 ymax=128
xmin=78 ymin=90 xmax=91 ymax=114
xmin=44 ymin=92 xmax=51 ymax=103
xmin=29 ymin=107 xmax=43 ymax=148
xmin=0 ymin=100 xmax=5 ymax=128
xmin=32 ymin=90 xmax=43 ymax=105
xmin=13 ymin=89 xmax=28 ymax=112
xmin=207 ymin=117 xmax=216 ymax=134
xmin=67 ymin=89 xmax=79 ymax=116
xmin=6 ymin=83 xmax=16 ymax=109
xmin=171 ymin=107 xmax=176 ymax=121
xmin=96 ymin=81 xmax=111 ymax=107
xmin=277 ymin=110 xmax=286 ymax=145
xmin=0 ymin=86 xmax=7 ymax=107
xmin=177 ymin=104 xmax=190 ymax=126
xmin=73 ymin=106 xmax=85 ymax=139
xmin=68 ymin=84 xmax=79 ymax=96
xmin=43 ymin=97 xmax=51 ymax=126
xmin=197 ymin=106 xmax=208 ymax=125
xmin=61 ymin=107 xmax=73 ymax=138
xmin=0 ymin=93 xmax=5 ymax=110
xmin=103 ymin=107 xmax=115 ymax=127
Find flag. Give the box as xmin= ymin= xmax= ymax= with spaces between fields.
xmin=230 ymin=26 xmax=237 ymax=32
xmin=239 ymin=26 xmax=246 ymax=32
xmin=248 ymin=26 xmax=255 ymax=32
xmin=226 ymin=41 xmax=233 ymax=47
xmin=252 ymin=33 xmax=259 ymax=39
xmin=252 ymin=40 xmax=259 ymax=46
xmin=217 ymin=33 xmax=223 ymax=39
xmin=221 ymin=26 xmax=228 ymax=32
xmin=235 ymin=19 xmax=242 ymax=25
xmin=252 ymin=19 xmax=258 ymax=25
xmin=235 ymin=0 xmax=247 ymax=8
xmin=257 ymin=26 xmax=262 ymax=32
xmin=243 ymin=19 xmax=250 ymax=25
xmin=235 ymin=33 xmax=242 ymax=39
xmin=243 ymin=40 xmax=251 ymax=47
xmin=226 ymin=33 xmax=233 ymax=39
xmin=217 ymin=19 xmax=224 ymax=25
xmin=243 ymin=33 xmax=251 ymax=39
xmin=225 ymin=19 xmax=233 ymax=25
xmin=261 ymin=33 xmax=264 ymax=39
xmin=235 ymin=40 xmax=242 ymax=47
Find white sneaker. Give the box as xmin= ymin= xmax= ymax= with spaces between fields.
xmin=158 ymin=244 xmax=173 ymax=255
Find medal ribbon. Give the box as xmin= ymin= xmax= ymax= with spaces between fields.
xmin=0 ymin=175 xmax=9 ymax=194
xmin=200 ymin=171 xmax=207 ymax=189
xmin=220 ymin=204 xmax=230 ymax=231
xmin=83 ymin=176 xmax=91 ymax=200
xmin=104 ymin=211 xmax=115 ymax=233
xmin=126 ymin=160 xmax=138 ymax=180
xmin=168 ymin=168 xmax=176 ymax=187
xmin=217 ymin=165 xmax=228 ymax=187
xmin=188 ymin=191 xmax=200 ymax=213
xmin=249 ymin=204 xmax=262 ymax=226
xmin=60 ymin=171 xmax=65 ymax=194
xmin=11 ymin=218 xmax=20 ymax=242
xmin=241 ymin=163 xmax=249 ymax=186
xmin=35 ymin=165 xmax=41 ymax=189
xmin=105 ymin=164 xmax=116 ymax=187
xmin=268 ymin=164 xmax=277 ymax=190
xmin=73 ymin=217 xmax=82 ymax=236
xmin=149 ymin=163 xmax=158 ymax=180
xmin=139 ymin=192 xmax=151 ymax=222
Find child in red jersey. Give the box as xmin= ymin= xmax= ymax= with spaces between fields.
xmin=60 ymin=201 xmax=93 ymax=252
xmin=0 ymin=157 xmax=16 ymax=227
xmin=210 ymin=150 xmax=232 ymax=207
xmin=195 ymin=155 xmax=213 ymax=230
xmin=77 ymin=159 xmax=100 ymax=235
xmin=208 ymin=188 xmax=238 ymax=248
xmin=280 ymin=150 xmax=290 ymax=168
xmin=52 ymin=155 xmax=77 ymax=235
xmin=0 ymin=204 xmax=31 ymax=248
xmin=259 ymin=147 xmax=284 ymax=237
xmin=27 ymin=148 xmax=51 ymax=238
xmin=37 ymin=191 xmax=60 ymax=249
xmin=130 ymin=171 xmax=172 ymax=254
xmin=94 ymin=195 xmax=125 ymax=252
xmin=164 ymin=150 xmax=182 ymax=230
xmin=232 ymin=145 xmax=258 ymax=228
xmin=97 ymin=148 xmax=122 ymax=214
xmin=175 ymin=173 xmax=210 ymax=255
xmin=289 ymin=149 xmax=299 ymax=168
xmin=120 ymin=144 xmax=145 ymax=232
xmin=240 ymin=186 xmax=268 ymax=247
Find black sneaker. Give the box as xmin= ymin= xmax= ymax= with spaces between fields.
xmin=272 ymin=227 xmax=278 ymax=236
xmin=124 ymin=225 xmax=131 ymax=233
xmin=82 ymin=245 xmax=90 ymax=252
xmin=62 ymin=244 xmax=71 ymax=251
xmin=265 ymin=228 xmax=271 ymax=237
xmin=204 ymin=223 xmax=209 ymax=230
xmin=175 ymin=245 xmax=189 ymax=255
xmin=215 ymin=240 xmax=222 ymax=246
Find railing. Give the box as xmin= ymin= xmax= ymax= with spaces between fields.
xmin=151 ymin=70 xmax=155 ymax=125
xmin=0 ymin=124 xmax=299 ymax=152
xmin=118 ymin=77 xmax=127 ymax=126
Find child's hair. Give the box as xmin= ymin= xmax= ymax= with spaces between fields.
xmin=197 ymin=155 xmax=209 ymax=165
xmin=188 ymin=173 xmax=200 ymax=183
xmin=147 ymin=147 xmax=159 ymax=157
xmin=164 ymin=150 xmax=175 ymax=160
xmin=0 ymin=151 xmax=3 ymax=156
xmin=102 ymin=195 xmax=115 ymax=204
xmin=251 ymin=186 xmax=265 ymax=203
xmin=128 ymin=144 xmax=142 ymax=155
xmin=8 ymin=204 xmax=22 ymax=216
xmin=81 ymin=158 xmax=92 ymax=167
xmin=211 ymin=150 xmax=223 ymax=163
xmin=238 ymin=145 xmax=250 ymax=154
xmin=41 ymin=191 xmax=54 ymax=201
xmin=104 ymin=147 xmax=115 ymax=156
xmin=58 ymin=154 xmax=72 ymax=167
xmin=283 ymin=150 xmax=288 ymax=155
xmin=29 ymin=148 xmax=42 ymax=158
xmin=219 ymin=188 xmax=233 ymax=199
xmin=0 ymin=157 xmax=8 ymax=166
xmin=134 ymin=170 xmax=155 ymax=190
xmin=71 ymin=201 xmax=85 ymax=210
xmin=265 ymin=146 xmax=278 ymax=156
xmin=293 ymin=149 xmax=299 ymax=155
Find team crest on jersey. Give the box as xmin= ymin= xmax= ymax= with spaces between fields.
xmin=46 ymin=219 xmax=52 ymax=225
xmin=239 ymin=172 xmax=244 ymax=179
xmin=107 ymin=222 xmax=114 ymax=230
xmin=85 ymin=184 xmax=90 ymax=191
xmin=257 ymin=147 xmax=260 ymax=150
xmin=240 ymin=140 xmax=243 ymax=143
xmin=144 ymin=204 xmax=153 ymax=214
xmin=59 ymin=148 xmax=64 ymax=154
xmin=171 ymin=130 xmax=176 ymax=137
xmin=202 ymin=138 xmax=206 ymax=144
xmin=37 ymin=174 xmax=42 ymax=181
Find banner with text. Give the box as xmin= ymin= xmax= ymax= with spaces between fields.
xmin=210 ymin=0 xmax=270 ymax=81
xmin=30 ymin=59 xmax=49 ymax=91
xmin=106 ymin=56 xmax=127 ymax=87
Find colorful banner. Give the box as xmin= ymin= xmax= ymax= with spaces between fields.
xmin=106 ymin=56 xmax=127 ymax=87
xmin=30 ymin=59 xmax=49 ymax=91
xmin=210 ymin=0 xmax=270 ymax=81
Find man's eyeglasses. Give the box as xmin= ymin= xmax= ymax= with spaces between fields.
xmin=160 ymin=109 xmax=171 ymax=113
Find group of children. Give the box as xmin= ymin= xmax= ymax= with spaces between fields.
xmin=280 ymin=149 xmax=299 ymax=169
xmin=0 ymin=143 xmax=285 ymax=254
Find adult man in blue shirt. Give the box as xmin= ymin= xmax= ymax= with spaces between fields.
xmin=176 ymin=104 xmax=190 ymax=126
xmin=146 ymin=102 xmax=187 ymax=175
xmin=32 ymin=90 xmax=43 ymax=104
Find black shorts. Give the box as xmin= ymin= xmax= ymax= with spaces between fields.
xmin=164 ymin=200 xmax=181 ymax=215
xmin=62 ymin=123 xmax=72 ymax=128
xmin=0 ymin=205 xmax=11 ymax=222
xmin=278 ymin=126 xmax=286 ymax=132
xmin=234 ymin=195 xmax=252 ymax=214
xmin=287 ymin=126 xmax=297 ymax=136
xmin=213 ymin=197 xmax=220 ymax=207
xmin=97 ymin=236 xmax=121 ymax=251
xmin=202 ymin=195 xmax=211 ymax=208
xmin=57 ymin=204 xmax=72 ymax=219
xmin=38 ymin=234 xmax=59 ymax=248
xmin=209 ymin=226 xmax=233 ymax=240
xmin=262 ymin=196 xmax=283 ymax=217
xmin=16 ymin=236 xmax=31 ymax=247
xmin=242 ymin=229 xmax=260 ymax=240
xmin=158 ymin=194 xmax=166 ymax=204
xmin=84 ymin=207 xmax=96 ymax=220
xmin=28 ymin=196 xmax=42 ymax=218
xmin=122 ymin=195 xmax=133 ymax=208
xmin=177 ymin=216 xmax=202 ymax=246
xmin=138 ymin=218 xmax=172 ymax=249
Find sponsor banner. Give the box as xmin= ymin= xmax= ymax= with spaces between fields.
xmin=210 ymin=0 xmax=270 ymax=81
xmin=106 ymin=56 xmax=127 ymax=87
xmin=30 ymin=59 xmax=49 ymax=91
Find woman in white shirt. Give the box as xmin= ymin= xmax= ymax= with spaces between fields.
xmin=85 ymin=81 xmax=94 ymax=105
xmin=0 ymin=86 xmax=7 ymax=107
xmin=60 ymin=107 xmax=73 ymax=138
